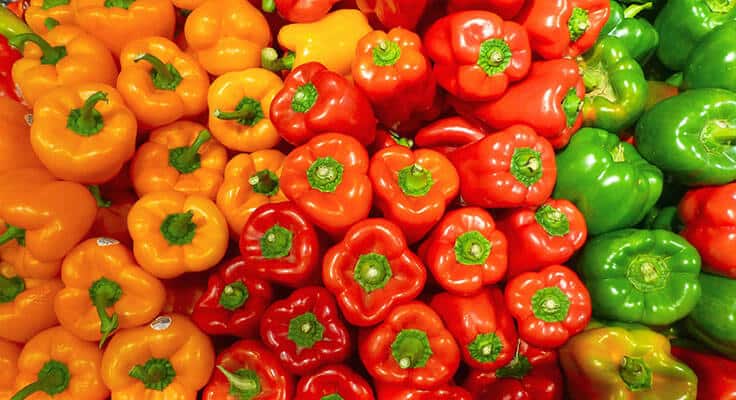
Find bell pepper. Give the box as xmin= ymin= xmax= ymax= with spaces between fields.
xmin=280 ymin=133 xmax=372 ymax=238
xmin=0 ymin=222 xmax=60 ymax=279
xmin=424 ymin=11 xmax=531 ymax=102
xmin=683 ymin=21 xmax=736 ymax=92
xmin=498 ymin=199 xmax=587 ymax=280
xmin=260 ymin=286 xmax=351 ymax=375
xmin=323 ymin=218 xmax=426 ymax=327
xmin=376 ymin=383 xmax=471 ymax=400
xmin=505 ymin=265 xmax=591 ymax=349
xmin=184 ymin=0 xmax=270 ymax=76
xmin=271 ymin=62 xmax=376 ymax=146
xmin=672 ymin=346 xmax=736 ymax=400
xmin=239 ymin=202 xmax=322 ymax=288
xmin=296 ymin=364 xmax=374 ymax=400
xmin=7 ymin=326 xmax=109 ymax=400
xmin=0 ymin=6 xmax=31 ymax=39
xmin=30 ymin=84 xmax=137 ymax=184
xmin=683 ymin=273 xmax=736 ymax=359
xmin=0 ymin=167 xmax=97 ymax=263
xmin=274 ymin=0 xmax=339 ymax=22
xmin=54 ymin=238 xmax=166 ymax=346
xmin=127 ymin=191 xmax=229 ymax=279
xmin=560 ymin=324 xmax=698 ymax=399
xmin=73 ymin=0 xmax=176 ymax=57
xmin=217 ymin=150 xmax=288 ymax=237
xmin=192 ymin=256 xmax=274 ymax=338
xmin=516 ymin=0 xmax=610 ymax=59
xmin=24 ymin=0 xmax=75 ymax=35
xmin=0 ymin=36 xmax=20 ymax=101
xmin=10 ymin=25 xmax=118 ymax=107
xmin=355 ymin=0 xmax=427 ymax=30
xmin=446 ymin=0 xmax=525 ymax=19
xmin=577 ymin=229 xmax=702 ymax=326
xmin=451 ymin=59 xmax=584 ymax=149
xmin=413 ymin=116 xmax=487 ymax=156
xmin=554 ymin=128 xmax=663 ymax=235
xmin=87 ymin=188 xmax=135 ymax=248
xmin=359 ymin=301 xmax=460 ymax=388
xmin=447 ymin=125 xmax=557 ymax=208
xmin=131 ymin=122 xmax=227 ymax=200
xmin=419 ymin=208 xmax=507 ymax=295
xmin=0 ymin=338 xmax=20 ymax=394
xmin=600 ymin=2 xmax=658 ymax=62
xmin=101 ymin=314 xmax=214 ymax=399
xmin=639 ymin=206 xmax=682 ymax=232
xmin=0 ymin=98 xmax=42 ymax=173
xmin=117 ymin=36 xmax=209 ymax=129
xmin=203 ymin=339 xmax=294 ymax=400
xmin=161 ymin=271 xmax=209 ymax=316
xmin=635 ymin=88 xmax=736 ymax=186
xmin=645 ymin=80 xmax=679 ymax=111
xmin=371 ymin=128 xmax=414 ymax=154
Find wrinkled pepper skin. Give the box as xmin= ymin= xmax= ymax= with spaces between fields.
xmin=355 ymin=0 xmax=427 ymax=30
xmin=672 ymin=346 xmax=736 ymax=400
xmin=275 ymin=0 xmax=340 ymax=22
xmin=554 ymin=128 xmax=662 ymax=235
xmin=296 ymin=364 xmax=375 ymax=400
xmin=447 ymin=0 xmax=525 ymax=19
xmin=635 ymin=88 xmax=736 ymax=186
xmin=376 ymin=382 xmax=472 ymax=400
xmin=0 ymin=263 xmax=62 ymax=343
xmin=0 ymin=97 xmax=42 ymax=173
xmin=0 ymin=338 xmax=20 ymax=394
xmin=560 ymin=325 xmax=698 ymax=400
xmin=683 ymin=21 xmax=736 ymax=93
xmin=577 ymin=229 xmax=702 ymax=326
xmin=683 ymin=273 xmax=736 ymax=360
xmin=25 ymin=0 xmax=75 ymax=35
xmin=600 ymin=1 xmax=659 ymax=62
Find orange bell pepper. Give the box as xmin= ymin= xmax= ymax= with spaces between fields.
xmin=10 ymin=25 xmax=118 ymax=107
xmin=73 ymin=0 xmax=176 ymax=56
xmin=207 ymin=68 xmax=283 ymax=152
xmin=55 ymin=238 xmax=166 ymax=347
xmin=172 ymin=0 xmax=206 ymax=9
xmin=131 ymin=121 xmax=227 ymax=199
xmin=87 ymin=187 xmax=136 ymax=248
xmin=0 ymin=97 xmax=43 ymax=174
xmin=25 ymin=0 xmax=76 ymax=35
xmin=127 ymin=191 xmax=229 ymax=278
xmin=184 ymin=0 xmax=271 ymax=76
xmin=0 ymin=338 xmax=20 ymax=395
xmin=117 ymin=36 xmax=210 ymax=129
xmin=7 ymin=326 xmax=109 ymax=400
xmin=30 ymin=83 xmax=138 ymax=184
xmin=216 ymin=150 xmax=288 ymax=236
xmin=0 ymin=222 xmax=60 ymax=280
xmin=101 ymin=314 xmax=214 ymax=400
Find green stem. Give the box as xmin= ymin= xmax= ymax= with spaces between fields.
xmin=397 ymin=164 xmax=434 ymax=197
xmin=261 ymin=48 xmax=295 ymax=72
xmin=495 ymin=353 xmax=532 ymax=379
xmin=11 ymin=360 xmax=70 ymax=400
xmin=259 ymin=224 xmax=293 ymax=259
xmin=66 ymin=91 xmax=108 ymax=136
xmin=321 ymin=394 xmax=344 ymax=400
xmin=42 ymin=0 xmax=70 ymax=9
xmin=623 ymin=2 xmax=653 ymax=18
xmin=216 ymin=366 xmax=261 ymax=400
xmin=454 ymin=231 xmax=491 ymax=265
xmin=535 ymin=205 xmax=570 ymax=237
xmin=510 ymin=147 xmax=543 ymax=187
xmin=159 ymin=211 xmax=197 ymax=246
xmin=619 ymin=356 xmax=653 ymax=391
xmin=611 ymin=143 xmax=626 ymax=162
xmin=531 ymin=287 xmax=570 ymax=323
xmin=353 ymin=253 xmax=392 ymax=293
xmin=89 ymin=277 xmax=122 ymax=347
xmin=568 ymin=7 xmax=590 ymax=42
xmin=135 ymin=53 xmax=182 ymax=91
xmin=249 ymin=170 xmax=279 ymax=196
xmin=9 ymin=33 xmax=67 ymax=65
xmin=261 ymin=0 xmax=275 ymax=12
xmin=104 ymin=0 xmax=136 ymax=10
xmin=391 ymin=329 xmax=433 ymax=369
xmin=287 ymin=312 xmax=325 ymax=349
xmin=704 ymin=120 xmax=736 ymax=144
xmin=306 ymin=157 xmax=344 ymax=193
xmin=477 ymin=39 xmax=512 ymax=76
xmin=468 ymin=332 xmax=502 ymax=363
xmin=214 ymin=97 xmax=264 ymax=127
xmin=704 ymin=0 xmax=736 ymax=13
xmin=219 ymin=281 xmax=249 ymax=311
xmin=291 ymin=83 xmax=319 ymax=113
xmin=0 ymin=224 xmax=25 ymax=246
xmin=389 ymin=131 xmax=413 ymax=148
xmin=44 ymin=18 xmax=60 ymax=31
xmin=0 ymin=275 xmax=25 ymax=303
xmin=129 ymin=358 xmax=176 ymax=391
xmin=372 ymin=40 xmax=401 ymax=67
xmin=88 ymin=185 xmax=111 ymax=208
xmin=626 ymin=255 xmax=670 ymax=292
xmin=562 ymin=87 xmax=582 ymax=127
xmin=168 ymin=130 xmax=210 ymax=174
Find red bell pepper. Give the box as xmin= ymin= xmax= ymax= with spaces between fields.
xmin=270 ymin=62 xmax=377 ymax=146
xmin=203 ymin=339 xmax=294 ymax=400
xmin=463 ymin=339 xmax=564 ymax=400
xmin=371 ymin=128 xmax=413 ymax=154
xmin=87 ymin=188 xmax=135 ymax=248
xmin=260 ymin=286 xmax=352 ymax=376
xmin=424 ymin=11 xmax=531 ymax=102
xmin=447 ymin=125 xmax=557 ymax=208
xmin=419 ymin=208 xmax=507 ymax=295
xmin=0 ymin=35 xmax=20 ymax=101
xmin=161 ymin=271 xmax=209 ymax=316
xmin=274 ymin=0 xmax=341 ymax=22
xmin=369 ymin=146 xmax=459 ymax=244
xmin=497 ymin=199 xmax=587 ymax=280
xmin=191 ymin=257 xmax=275 ymax=338
xmin=239 ymin=202 xmax=322 ymax=288
xmin=505 ymin=265 xmax=591 ymax=349
xmin=414 ymin=116 xmax=487 ymax=157
xmin=359 ymin=301 xmax=461 ymax=389
xmin=446 ymin=0 xmax=525 ymax=19
xmin=451 ymin=59 xmax=585 ymax=149
xmin=280 ymin=133 xmax=372 ymax=239
xmin=516 ymin=0 xmax=609 ymax=59
xmin=323 ymin=218 xmax=426 ymax=327
xmin=431 ymin=287 xmax=517 ymax=371
xmin=375 ymin=382 xmax=473 ymax=400
xmin=671 ymin=346 xmax=736 ymax=400
xmin=355 ymin=0 xmax=428 ymax=30
xmin=296 ymin=364 xmax=375 ymax=400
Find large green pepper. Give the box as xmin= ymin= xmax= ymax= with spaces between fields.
xmin=635 ymin=88 xmax=736 ymax=186
xmin=683 ymin=21 xmax=736 ymax=92
xmin=553 ymin=128 xmax=662 ymax=235
xmin=654 ymin=0 xmax=736 ymax=71
xmin=577 ymin=229 xmax=702 ymax=326
xmin=683 ymin=273 xmax=736 ymax=360
xmin=601 ymin=2 xmax=659 ymax=62
xmin=579 ymin=37 xmax=648 ymax=134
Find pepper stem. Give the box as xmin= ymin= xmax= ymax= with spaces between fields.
xmin=704 ymin=0 xmax=736 ymax=13
xmin=495 ymin=341 xmax=532 ymax=379
xmin=260 ymin=224 xmax=293 ymax=259
xmin=390 ymin=131 xmax=413 ymax=148
xmin=214 ymin=97 xmax=264 ymax=126
xmin=66 ymin=91 xmax=108 ymax=136
xmin=288 ymin=312 xmax=325 ymax=349
xmin=619 ymin=356 xmax=653 ymax=391
xmin=624 ymin=2 xmax=653 ymax=18
xmin=0 ymin=224 xmax=25 ymax=246
xmin=129 ymin=358 xmax=176 ymax=391
xmin=219 ymin=281 xmax=249 ymax=311
xmin=454 ymin=231 xmax=491 ymax=265
xmin=353 ymin=253 xmax=392 ymax=292
xmin=372 ymin=40 xmax=402 ymax=67
xmin=89 ymin=277 xmax=122 ymax=347
xmin=42 ymin=0 xmax=70 ymax=9
xmin=397 ymin=164 xmax=434 ymax=197
xmin=0 ymin=275 xmax=25 ymax=303
xmin=611 ymin=143 xmax=626 ymax=162
xmin=468 ymin=332 xmax=503 ymax=363
xmin=291 ymin=82 xmax=319 ymax=113
xmin=44 ymin=18 xmax=60 ymax=31
xmin=168 ymin=130 xmax=210 ymax=174
xmin=568 ymin=7 xmax=590 ymax=42
xmin=135 ymin=53 xmax=182 ymax=91
xmin=261 ymin=48 xmax=295 ymax=72
xmin=510 ymin=147 xmax=543 ymax=187
xmin=249 ymin=169 xmax=279 ymax=196
xmin=261 ymin=0 xmax=275 ymax=12
xmin=626 ymin=255 xmax=670 ymax=292
xmin=160 ymin=211 xmax=197 ymax=246
xmin=703 ymin=119 xmax=736 ymax=145
xmin=562 ymin=87 xmax=582 ymax=127
xmin=477 ymin=39 xmax=512 ymax=76
xmin=391 ymin=329 xmax=433 ymax=369
xmin=216 ymin=366 xmax=262 ymax=399
xmin=321 ymin=394 xmax=344 ymax=400
xmin=530 ymin=287 xmax=570 ymax=323
xmin=306 ymin=157 xmax=344 ymax=193
xmin=88 ymin=185 xmax=112 ymax=208
xmin=535 ymin=205 xmax=570 ymax=237
xmin=9 ymin=33 xmax=67 ymax=65
xmin=104 ymin=0 xmax=136 ymax=9
xmin=10 ymin=360 xmax=70 ymax=400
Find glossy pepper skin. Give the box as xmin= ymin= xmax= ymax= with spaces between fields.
xmin=24 ymin=0 xmax=75 ymax=35
xmin=127 ymin=191 xmax=229 ymax=279
xmin=131 ymin=122 xmax=227 ymax=200
xmin=0 ymin=36 xmax=20 ymax=101
xmin=101 ymin=314 xmax=214 ymax=400
xmin=683 ymin=21 xmax=736 ymax=93
xmin=203 ymin=339 xmax=294 ymax=400
xmin=554 ymin=128 xmax=662 ymax=235
xmin=447 ymin=0 xmax=525 ymax=19
xmin=0 ymin=263 xmax=62 ymax=343
xmin=30 ymin=84 xmax=138 ymax=184
xmin=452 ymin=59 xmax=584 ymax=148
xmin=323 ymin=219 xmax=426 ymax=327
xmin=371 ymin=128 xmax=414 ymax=154
xmin=672 ymin=346 xmax=736 ymax=400
xmin=635 ymin=89 xmax=736 ymax=186
xmin=355 ymin=0 xmax=427 ymax=30
xmin=376 ymin=383 xmax=472 ymax=400
xmin=192 ymin=256 xmax=274 ymax=338
xmin=448 ymin=125 xmax=557 ymax=208
xmin=271 ymin=62 xmax=376 ymax=146
xmin=420 ymin=208 xmax=507 ymax=295
xmin=498 ymin=199 xmax=587 ymax=279
xmin=161 ymin=271 xmax=208 ymax=316
xmin=296 ymin=364 xmax=375 ymax=400
xmin=239 ymin=202 xmax=322 ymax=288
xmin=578 ymin=229 xmax=702 ymax=326
xmin=424 ymin=11 xmax=531 ymax=102
xmin=274 ymin=0 xmax=340 ymax=22
xmin=600 ymin=1 xmax=659 ymax=62
xmin=413 ymin=116 xmax=487 ymax=156
xmin=280 ymin=133 xmax=372 ymax=238
xmin=0 ymin=338 xmax=20 ymax=394
xmin=683 ymin=273 xmax=736 ymax=359
xmin=0 ymin=216 xmax=60 ymax=279
xmin=0 ymin=97 xmax=42 ymax=173
xmin=560 ymin=324 xmax=698 ymax=400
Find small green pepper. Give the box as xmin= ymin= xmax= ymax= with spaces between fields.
xmin=683 ymin=273 xmax=736 ymax=360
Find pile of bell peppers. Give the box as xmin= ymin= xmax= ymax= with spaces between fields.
xmin=2 ymin=0 xmax=736 ymax=398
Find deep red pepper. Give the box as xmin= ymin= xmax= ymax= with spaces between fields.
xmin=239 ymin=202 xmax=322 ymax=288
xmin=413 ymin=116 xmax=488 ymax=157
xmin=0 ymin=35 xmax=20 ymax=101
xmin=274 ymin=0 xmax=341 ymax=22
xmin=296 ymin=364 xmax=375 ymax=400
xmin=161 ymin=271 xmax=209 ymax=316
xmin=192 ymin=257 xmax=275 ymax=338
xmin=671 ymin=346 xmax=736 ymax=400
xmin=355 ymin=0 xmax=428 ymax=30
xmin=375 ymin=382 xmax=473 ymax=400
xmin=87 ymin=188 xmax=136 ymax=248
xmin=446 ymin=0 xmax=525 ymax=19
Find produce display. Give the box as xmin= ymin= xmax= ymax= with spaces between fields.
xmin=3 ymin=0 xmax=736 ymax=399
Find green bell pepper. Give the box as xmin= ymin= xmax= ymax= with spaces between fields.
xmin=553 ymin=128 xmax=662 ymax=235
xmin=577 ymin=229 xmax=702 ymax=326
xmin=579 ymin=37 xmax=648 ymax=134
xmin=0 ymin=7 xmax=31 ymax=39
xmin=683 ymin=273 xmax=736 ymax=360
xmin=683 ymin=21 xmax=736 ymax=92
xmin=601 ymin=2 xmax=659 ymax=62
xmin=638 ymin=206 xmax=683 ymax=232
xmin=654 ymin=0 xmax=736 ymax=71
xmin=635 ymin=88 xmax=736 ymax=186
